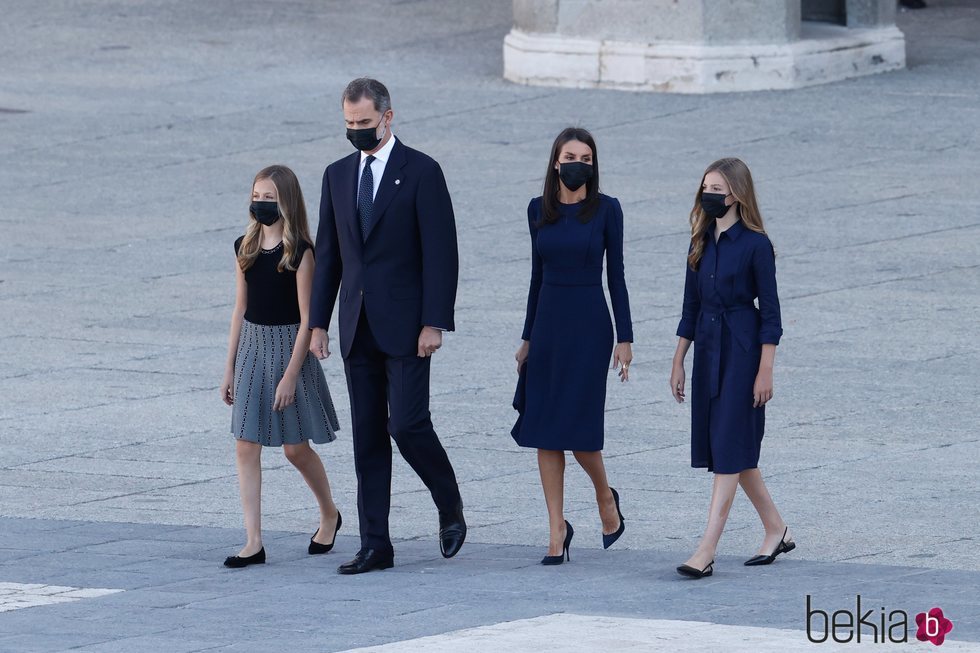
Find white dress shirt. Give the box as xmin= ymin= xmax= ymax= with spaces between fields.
xmin=358 ymin=134 xmax=397 ymax=204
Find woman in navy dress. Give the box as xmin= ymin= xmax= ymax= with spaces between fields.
xmin=513 ymin=128 xmax=634 ymax=565
xmin=670 ymin=157 xmax=795 ymax=578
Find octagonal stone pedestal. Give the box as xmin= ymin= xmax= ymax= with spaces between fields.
xmin=503 ymin=1 xmax=906 ymax=94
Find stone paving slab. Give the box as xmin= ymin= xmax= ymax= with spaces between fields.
xmin=0 ymin=517 xmax=978 ymax=651
xmin=339 ymin=614 xmax=980 ymax=653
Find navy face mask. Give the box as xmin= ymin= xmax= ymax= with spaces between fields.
xmin=250 ymin=201 xmax=281 ymax=226
xmin=558 ymin=161 xmax=593 ymax=192
xmin=700 ymin=192 xmax=732 ymax=219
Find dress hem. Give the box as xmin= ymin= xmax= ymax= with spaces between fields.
xmin=233 ymin=432 xmax=338 ymax=448
xmin=692 ymin=461 xmax=759 ymax=474
xmin=515 ymin=440 xmax=603 ymax=452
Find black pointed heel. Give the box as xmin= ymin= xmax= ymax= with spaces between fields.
xmin=602 ymin=487 xmax=626 ymax=550
xmin=744 ymin=526 xmax=796 ymax=566
xmin=309 ymin=511 xmax=342 ymax=555
xmin=541 ymin=520 xmax=574 ymax=565
xmin=224 ymin=547 xmax=266 ymax=568
xmin=676 ymin=559 xmax=714 ymax=578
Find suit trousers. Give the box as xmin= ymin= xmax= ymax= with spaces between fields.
xmin=343 ymin=308 xmax=462 ymax=551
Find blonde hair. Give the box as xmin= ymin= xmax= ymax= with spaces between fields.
xmin=687 ymin=157 xmax=771 ymax=270
xmin=237 ymin=165 xmax=313 ymax=273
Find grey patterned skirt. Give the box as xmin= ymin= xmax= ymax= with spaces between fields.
xmin=232 ymin=320 xmax=340 ymax=447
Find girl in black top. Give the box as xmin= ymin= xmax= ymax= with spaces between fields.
xmin=220 ymin=165 xmax=342 ymax=568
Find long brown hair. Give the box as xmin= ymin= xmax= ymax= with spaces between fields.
xmin=237 ymin=165 xmax=313 ymax=273
xmin=540 ymin=127 xmax=600 ymax=225
xmin=687 ymin=157 xmax=771 ymax=270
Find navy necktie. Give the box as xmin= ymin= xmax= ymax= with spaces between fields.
xmin=358 ymin=155 xmax=376 ymax=241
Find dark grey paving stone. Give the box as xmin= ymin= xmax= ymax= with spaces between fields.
xmin=7 ymin=517 xmax=976 ymax=652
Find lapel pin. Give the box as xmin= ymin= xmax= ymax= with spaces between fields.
xmin=394 ymin=179 xmax=401 ymax=185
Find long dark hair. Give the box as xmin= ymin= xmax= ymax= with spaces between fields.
xmin=237 ymin=165 xmax=313 ymax=273
xmin=540 ymin=127 xmax=600 ymax=225
xmin=687 ymin=157 xmax=770 ymax=270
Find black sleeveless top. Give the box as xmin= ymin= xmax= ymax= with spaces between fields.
xmin=234 ymin=236 xmax=312 ymax=326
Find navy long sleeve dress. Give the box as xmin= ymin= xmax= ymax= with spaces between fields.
xmin=676 ymin=219 xmax=782 ymax=474
xmin=513 ymin=195 xmax=633 ymax=452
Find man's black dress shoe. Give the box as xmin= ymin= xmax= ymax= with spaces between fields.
xmin=336 ymin=548 xmax=394 ymax=575
xmin=224 ymin=547 xmax=265 ymax=568
xmin=439 ymin=506 xmax=467 ymax=558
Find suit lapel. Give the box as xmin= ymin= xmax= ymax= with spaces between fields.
xmin=341 ymin=152 xmax=362 ymax=249
xmin=364 ymin=139 xmax=407 ymax=242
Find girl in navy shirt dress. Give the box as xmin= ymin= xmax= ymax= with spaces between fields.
xmin=670 ymin=158 xmax=795 ymax=578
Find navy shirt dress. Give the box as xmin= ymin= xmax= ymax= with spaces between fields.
xmin=513 ymin=195 xmax=633 ymax=452
xmin=676 ymin=219 xmax=782 ymax=473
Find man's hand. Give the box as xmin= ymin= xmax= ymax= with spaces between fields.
xmin=417 ymin=326 xmax=443 ymax=358
xmin=310 ymin=328 xmax=330 ymax=360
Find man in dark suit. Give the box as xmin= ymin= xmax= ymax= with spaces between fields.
xmin=309 ymin=78 xmax=466 ymax=574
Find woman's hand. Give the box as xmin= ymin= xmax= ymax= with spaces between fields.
xmin=613 ymin=343 xmax=632 ymax=382
xmin=273 ymin=373 xmax=298 ymax=412
xmin=753 ymin=367 xmax=773 ymax=408
xmin=515 ymin=340 xmax=530 ymax=373
xmin=670 ymin=362 xmax=686 ymax=403
xmin=220 ymin=368 xmax=234 ymax=406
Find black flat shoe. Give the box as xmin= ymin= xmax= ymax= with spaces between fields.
xmin=224 ymin=547 xmax=266 ymax=568
xmin=676 ymin=559 xmax=713 ymax=578
xmin=541 ymin=520 xmax=574 ymax=566
xmin=602 ymin=487 xmax=626 ymax=550
xmin=309 ymin=512 xmax=342 ymax=555
xmin=744 ymin=526 xmax=796 ymax=566
xmin=439 ymin=505 xmax=467 ymax=559
xmin=337 ymin=547 xmax=394 ymax=575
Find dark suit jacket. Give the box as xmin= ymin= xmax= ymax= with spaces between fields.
xmin=310 ymin=138 xmax=459 ymax=359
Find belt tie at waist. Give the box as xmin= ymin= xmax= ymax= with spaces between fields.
xmin=701 ymin=304 xmax=757 ymax=398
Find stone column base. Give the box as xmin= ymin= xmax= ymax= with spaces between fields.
xmin=503 ymin=22 xmax=905 ymax=94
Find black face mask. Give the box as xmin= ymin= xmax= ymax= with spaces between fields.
xmin=700 ymin=192 xmax=733 ymax=219
xmin=346 ymin=117 xmax=387 ymax=152
xmin=558 ymin=161 xmax=593 ymax=192
xmin=250 ymin=201 xmax=281 ymax=226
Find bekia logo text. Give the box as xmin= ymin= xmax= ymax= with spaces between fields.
xmin=806 ymin=595 xmax=954 ymax=645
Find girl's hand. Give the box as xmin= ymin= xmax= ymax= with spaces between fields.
xmin=613 ymin=343 xmax=632 ymax=382
xmin=273 ymin=373 xmax=297 ymax=412
xmin=220 ymin=369 xmax=234 ymax=406
xmin=670 ymin=362 xmax=686 ymax=403
xmin=753 ymin=367 xmax=773 ymax=408
xmin=515 ymin=340 xmax=529 ymax=373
